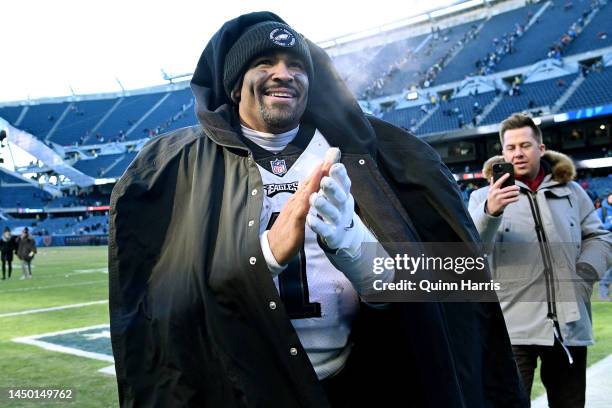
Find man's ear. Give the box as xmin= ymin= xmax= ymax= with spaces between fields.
xmin=539 ymin=143 xmax=546 ymax=156
xmin=231 ymin=79 xmax=243 ymax=104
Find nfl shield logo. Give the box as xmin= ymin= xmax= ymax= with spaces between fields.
xmin=270 ymin=159 xmax=287 ymax=176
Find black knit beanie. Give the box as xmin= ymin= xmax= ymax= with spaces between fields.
xmin=223 ymin=21 xmax=314 ymax=100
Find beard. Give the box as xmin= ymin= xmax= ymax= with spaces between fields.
xmin=257 ymin=93 xmax=304 ymax=133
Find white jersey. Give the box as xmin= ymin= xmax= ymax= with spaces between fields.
xmin=249 ymin=125 xmax=360 ymax=379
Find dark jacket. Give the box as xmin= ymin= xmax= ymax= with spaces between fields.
xmin=1 ymin=234 xmax=17 ymax=260
xmin=16 ymin=235 xmax=36 ymax=262
xmin=109 ymin=12 xmax=527 ymax=408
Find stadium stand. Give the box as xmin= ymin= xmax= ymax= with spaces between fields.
xmin=0 ymin=187 xmax=52 ymax=208
xmin=435 ymin=4 xmax=538 ymax=84
xmin=481 ymin=73 xmax=577 ymax=124
xmin=49 ymin=99 xmax=118 ymax=146
xmin=495 ymin=0 xmax=594 ymax=71
xmin=417 ymin=91 xmax=496 ymax=135
xmin=103 ymin=152 xmax=138 ymax=179
xmin=0 ymin=170 xmax=25 ymax=184
xmin=0 ymin=105 xmax=23 ymax=125
xmin=564 ymin=1 xmax=612 ymax=55
xmin=357 ymin=33 xmax=429 ymax=96
xmin=332 ymin=45 xmax=385 ymax=93
xmin=561 ymin=65 xmax=612 ymax=111
xmin=18 ymin=102 xmax=71 ymax=137
xmin=94 ymin=92 xmax=167 ymax=142
xmin=134 ymin=88 xmax=194 ymax=138
xmin=73 ymin=153 xmax=124 ymax=178
xmin=384 ymin=21 xmax=484 ymax=93
xmin=585 ymin=175 xmax=612 ymax=198
xmin=380 ymin=103 xmax=434 ymax=132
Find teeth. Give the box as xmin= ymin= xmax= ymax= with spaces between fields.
xmin=268 ymin=92 xmax=293 ymax=97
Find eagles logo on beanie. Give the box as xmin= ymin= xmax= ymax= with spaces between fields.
xmin=223 ymin=21 xmax=314 ymax=100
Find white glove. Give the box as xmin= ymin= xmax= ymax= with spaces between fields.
xmin=306 ymin=149 xmax=367 ymax=258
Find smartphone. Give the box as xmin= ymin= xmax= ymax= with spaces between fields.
xmin=492 ymin=162 xmax=515 ymax=188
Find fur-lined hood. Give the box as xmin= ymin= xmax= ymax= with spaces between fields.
xmin=482 ymin=150 xmax=576 ymax=183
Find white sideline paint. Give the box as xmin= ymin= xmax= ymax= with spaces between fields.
xmin=531 ymin=354 xmax=612 ymax=408
xmin=0 ymin=300 xmax=108 ymax=318
xmin=98 ymin=365 xmax=116 ymax=376
xmin=73 ymin=268 xmax=108 ymax=274
xmin=13 ymin=324 xmax=114 ymax=363
xmin=0 ymin=280 xmax=107 ymax=294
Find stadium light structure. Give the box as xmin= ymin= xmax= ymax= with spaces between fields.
xmin=430 ymin=0 xmax=484 ymax=18
xmin=320 ymin=0 xmax=484 ymax=49
xmin=161 ymin=69 xmax=192 ymax=84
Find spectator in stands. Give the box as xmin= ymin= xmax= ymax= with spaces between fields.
xmin=16 ymin=227 xmax=37 ymax=280
xmin=597 ymin=193 xmax=612 ymax=300
xmin=468 ymin=113 xmax=612 ymax=406
xmin=1 ymin=227 xmax=17 ymax=280
xmin=580 ymin=179 xmax=598 ymax=202
xmin=597 ymin=193 xmax=612 ymax=230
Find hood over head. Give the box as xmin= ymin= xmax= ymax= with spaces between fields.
xmin=482 ymin=150 xmax=576 ymax=183
xmin=190 ymin=11 xmax=376 ymax=156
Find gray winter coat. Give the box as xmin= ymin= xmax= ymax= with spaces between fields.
xmin=469 ymin=150 xmax=612 ymax=346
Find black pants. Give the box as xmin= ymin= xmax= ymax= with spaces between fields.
xmin=1 ymin=253 xmax=12 ymax=279
xmin=319 ymin=341 xmax=419 ymax=408
xmin=320 ymin=362 xmax=353 ymax=408
xmin=512 ymin=343 xmax=587 ymax=408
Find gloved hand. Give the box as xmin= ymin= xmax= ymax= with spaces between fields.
xmin=306 ymin=148 xmax=367 ymax=258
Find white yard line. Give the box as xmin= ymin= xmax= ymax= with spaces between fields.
xmin=98 ymin=365 xmax=116 ymax=376
xmin=0 ymin=300 xmax=108 ymax=318
xmin=0 ymin=280 xmax=107 ymax=293
xmin=13 ymin=324 xmax=114 ymax=364
xmin=12 ymin=338 xmax=114 ymax=363
xmin=14 ymin=323 xmax=109 ymax=338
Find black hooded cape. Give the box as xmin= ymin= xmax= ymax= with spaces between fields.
xmin=109 ymin=11 xmax=527 ymax=407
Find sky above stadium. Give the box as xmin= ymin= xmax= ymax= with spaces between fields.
xmin=0 ymin=0 xmax=457 ymax=103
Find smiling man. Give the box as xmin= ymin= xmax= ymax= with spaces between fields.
xmin=468 ymin=113 xmax=612 ymax=407
xmin=109 ymin=13 xmax=527 ymax=407
xmin=233 ymin=51 xmax=308 ymax=134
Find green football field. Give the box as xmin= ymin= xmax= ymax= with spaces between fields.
xmin=0 ymin=246 xmax=610 ymax=406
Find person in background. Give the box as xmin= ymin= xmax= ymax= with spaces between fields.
xmin=597 ymin=192 xmax=612 ymax=300
xmin=1 ymin=227 xmax=17 ymax=280
xmin=468 ymin=113 xmax=612 ymax=407
xmin=16 ymin=227 xmax=37 ymax=279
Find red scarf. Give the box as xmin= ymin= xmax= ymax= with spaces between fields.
xmin=516 ymin=166 xmax=545 ymax=192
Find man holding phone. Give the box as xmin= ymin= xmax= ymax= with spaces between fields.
xmin=468 ymin=113 xmax=611 ymax=407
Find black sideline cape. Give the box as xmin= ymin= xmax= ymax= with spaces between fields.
xmin=109 ymin=11 xmax=528 ymax=407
